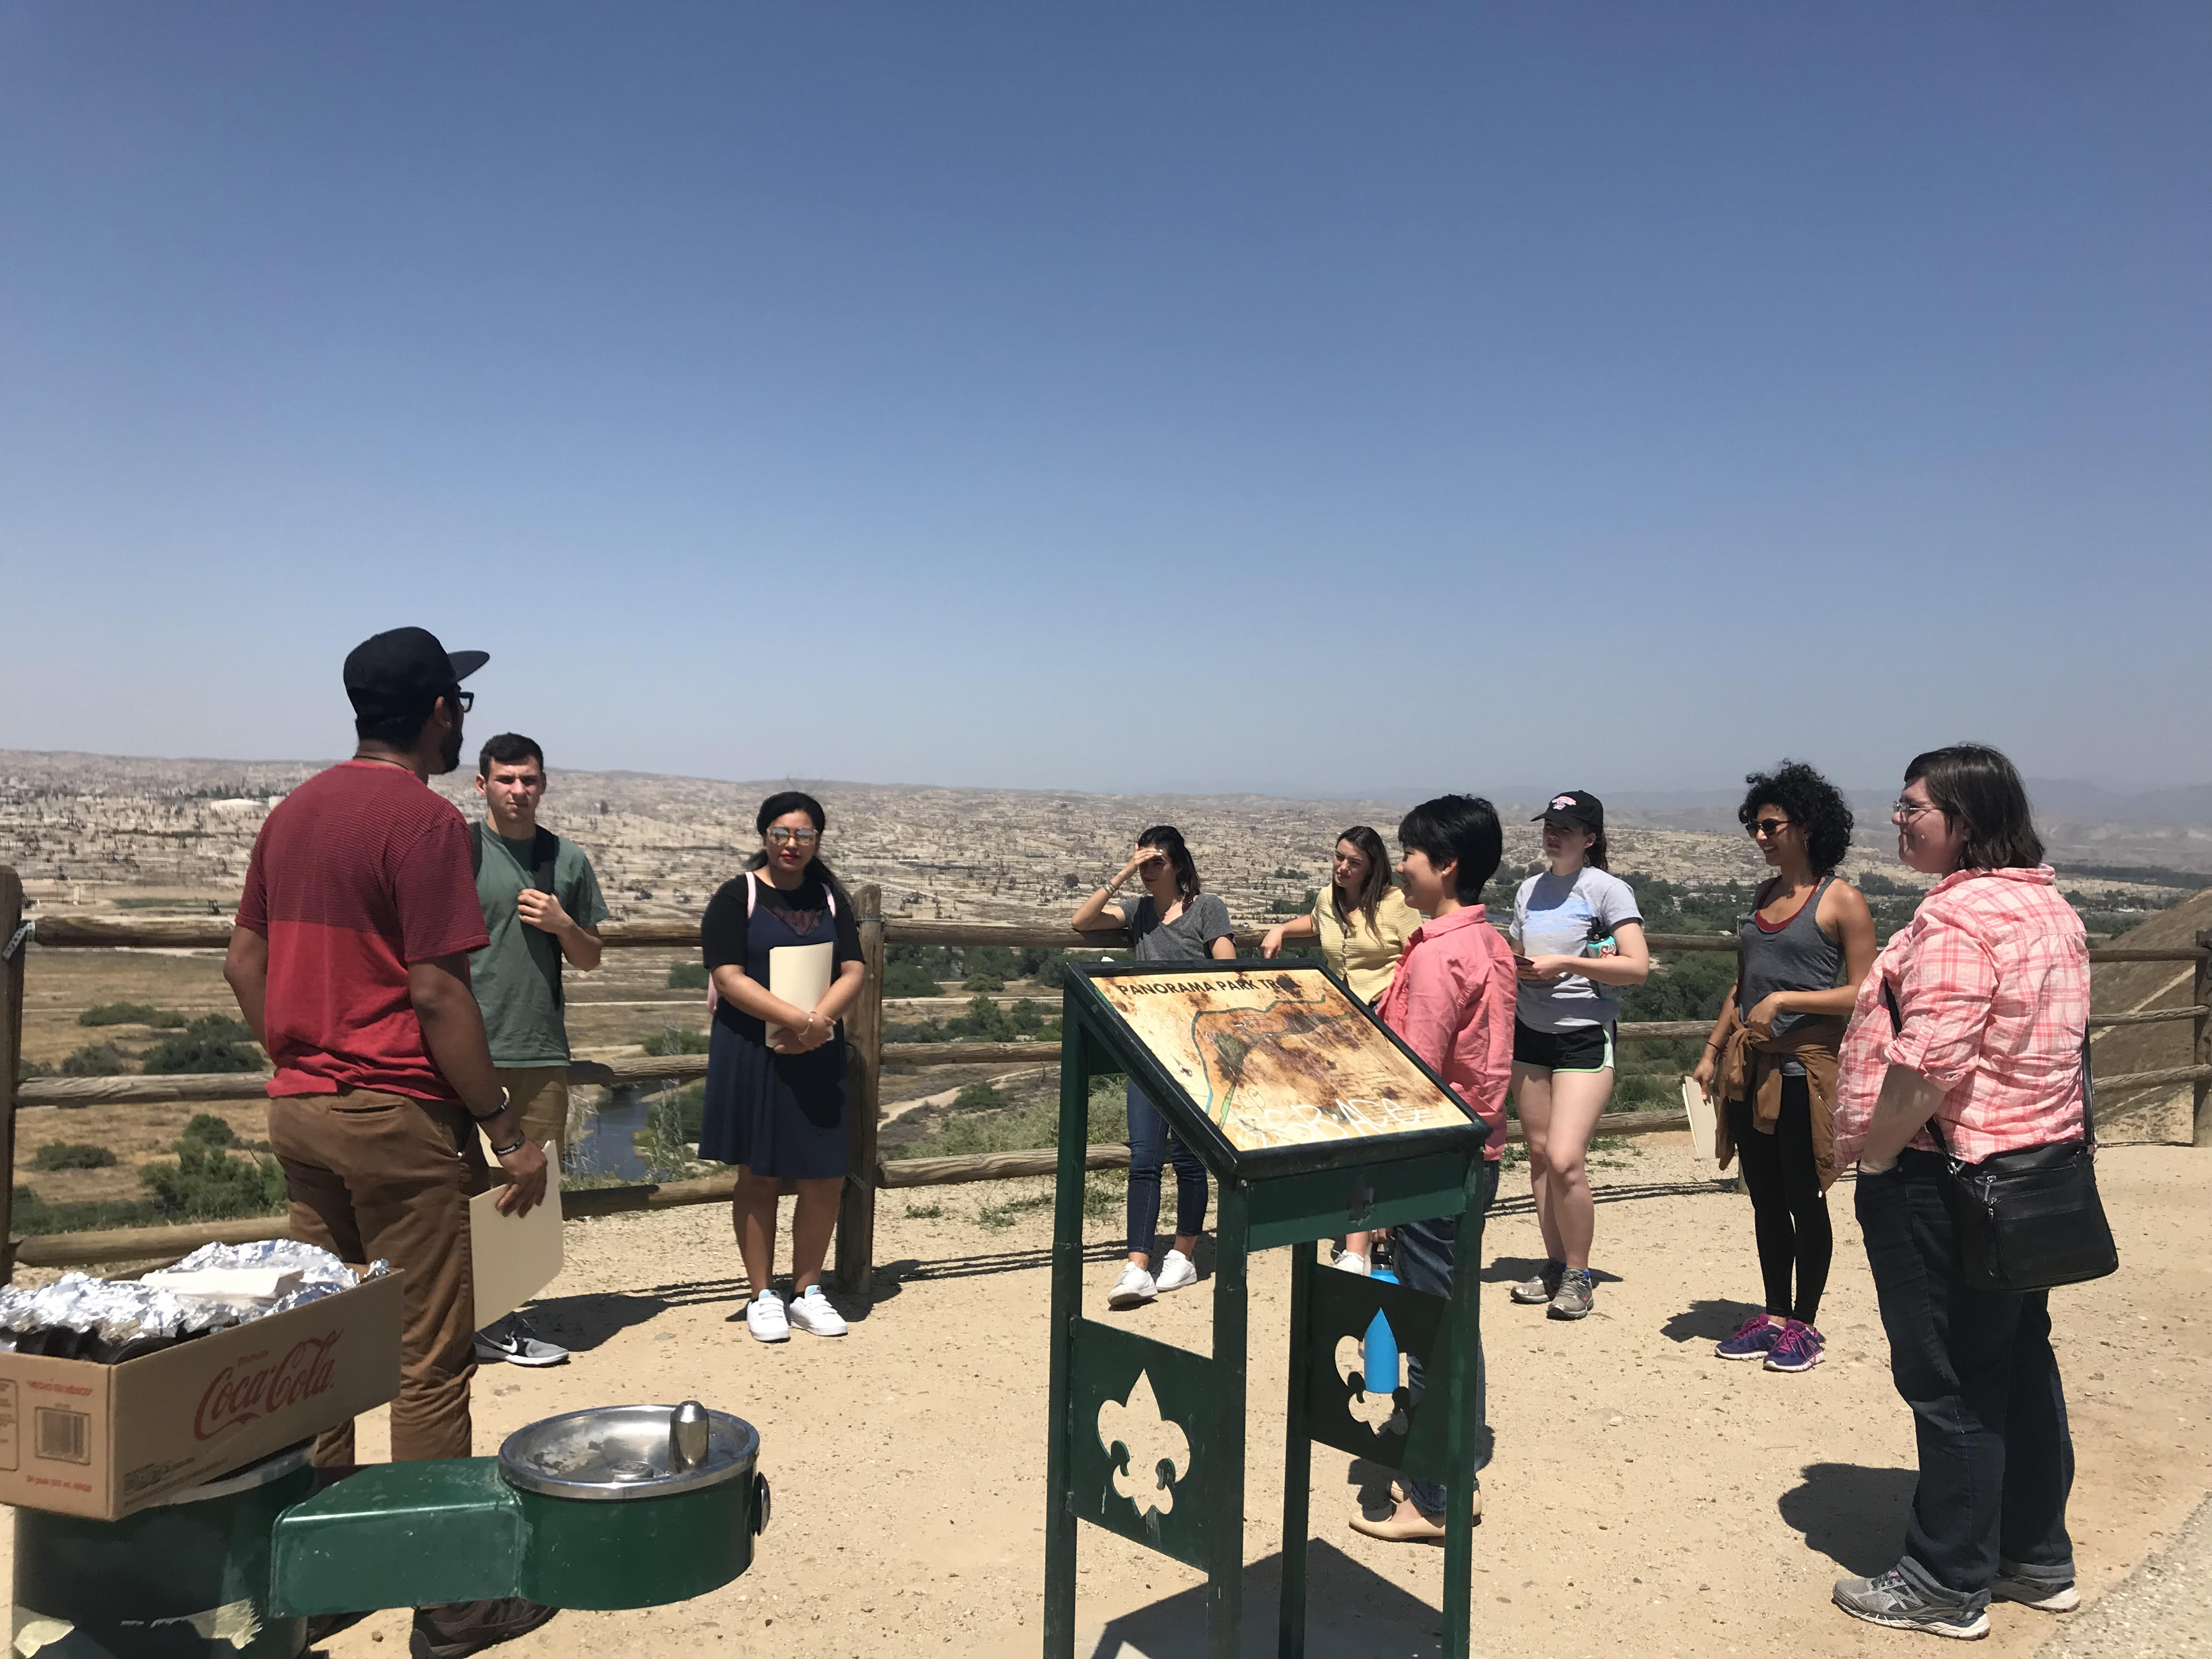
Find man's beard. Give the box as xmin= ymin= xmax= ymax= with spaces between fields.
xmin=435 ymin=717 xmax=465 ymax=775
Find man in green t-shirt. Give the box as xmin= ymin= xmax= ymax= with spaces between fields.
xmin=469 ymin=732 xmax=610 ymax=1367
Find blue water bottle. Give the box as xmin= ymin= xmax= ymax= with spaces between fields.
xmin=1363 ymin=1266 xmax=1401 ymax=1397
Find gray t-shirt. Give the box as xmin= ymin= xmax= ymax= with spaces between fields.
xmin=1511 ymin=866 xmax=1642 ymax=1032
xmin=1121 ymin=891 xmax=1234 ymax=962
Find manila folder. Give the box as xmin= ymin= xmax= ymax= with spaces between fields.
xmin=765 ymin=940 xmax=836 ymax=1042
xmin=471 ymin=1141 xmax=565 ymax=1328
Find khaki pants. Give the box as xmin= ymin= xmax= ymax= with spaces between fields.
xmin=494 ymin=1065 xmax=571 ymax=1168
xmin=268 ymin=1091 xmax=488 ymax=1465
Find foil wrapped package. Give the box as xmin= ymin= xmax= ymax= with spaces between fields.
xmin=0 ymin=1243 xmax=390 ymax=1363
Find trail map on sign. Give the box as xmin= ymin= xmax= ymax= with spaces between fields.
xmin=1094 ymin=967 xmax=1471 ymax=1153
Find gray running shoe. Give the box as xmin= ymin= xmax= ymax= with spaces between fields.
xmin=1547 ymin=1268 xmax=1595 ymax=1321
xmin=1832 ymin=1570 xmax=1990 ymax=1639
xmin=1991 ymin=1571 xmax=2079 ymax=1612
xmin=1510 ymin=1261 xmax=1564 ymax=1305
xmin=472 ymin=1314 xmax=569 ymax=1367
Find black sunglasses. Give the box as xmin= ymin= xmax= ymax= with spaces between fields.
xmin=1747 ymin=817 xmax=1792 ymax=838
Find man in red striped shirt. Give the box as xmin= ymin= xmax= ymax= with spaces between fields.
xmin=226 ymin=627 xmax=552 ymax=1658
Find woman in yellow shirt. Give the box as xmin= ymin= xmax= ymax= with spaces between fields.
xmin=1261 ymin=826 xmax=1421 ymax=1276
xmin=1261 ymin=825 xmax=1421 ymax=1001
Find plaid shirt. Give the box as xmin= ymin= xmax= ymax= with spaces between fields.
xmin=1834 ymin=866 xmax=2089 ymax=1166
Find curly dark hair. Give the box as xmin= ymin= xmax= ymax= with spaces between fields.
xmin=1737 ymin=761 xmax=1854 ymax=876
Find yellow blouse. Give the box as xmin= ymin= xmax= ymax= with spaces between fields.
xmin=1313 ymin=885 xmax=1421 ymax=1003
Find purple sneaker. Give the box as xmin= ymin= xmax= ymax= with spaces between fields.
xmin=1765 ymin=1319 xmax=1825 ymax=1373
xmin=1715 ymin=1314 xmax=1780 ymax=1361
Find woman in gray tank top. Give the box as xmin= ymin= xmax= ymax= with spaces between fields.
xmin=1692 ymin=763 xmax=1876 ymax=1376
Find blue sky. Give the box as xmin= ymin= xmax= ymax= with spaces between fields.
xmin=3 ymin=4 xmax=2206 ymax=798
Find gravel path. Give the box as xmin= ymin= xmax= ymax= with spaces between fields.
xmin=5 ymin=1137 xmax=2203 ymax=1658
xmin=2033 ymin=1491 xmax=2212 ymax=1659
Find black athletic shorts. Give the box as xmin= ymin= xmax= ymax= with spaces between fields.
xmin=1511 ymin=1019 xmax=1615 ymax=1073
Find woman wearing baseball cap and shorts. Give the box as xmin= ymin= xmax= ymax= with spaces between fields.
xmin=1508 ymin=791 xmax=1649 ymax=1319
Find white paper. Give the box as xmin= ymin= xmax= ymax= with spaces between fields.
xmin=470 ymin=1141 xmax=565 ymax=1328
xmin=1681 ymin=1076 xmax=1723 ymax=1183
xmin=765 ymin=940 xmax=835 ymax=1042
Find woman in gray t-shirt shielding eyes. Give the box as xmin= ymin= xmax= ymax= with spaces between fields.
xmin=1072 ymin=825 xmax=1234 ymax=1311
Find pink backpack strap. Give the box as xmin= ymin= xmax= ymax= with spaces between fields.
xmin=708 ymin=873 xmax=761 ymax=1015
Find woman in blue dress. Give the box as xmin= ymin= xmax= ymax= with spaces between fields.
xmin=699 ymin=791 xmax=865 ymax=1344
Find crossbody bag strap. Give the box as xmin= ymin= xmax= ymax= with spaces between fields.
xmin=1883 ymin=978 xmax=1959 ymax=1163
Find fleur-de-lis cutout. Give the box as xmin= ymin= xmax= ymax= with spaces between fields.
xmin=1097 ymin=1369 xmax=1191 ymax=1518
xmin=1334 ymin=1333 xmax=1409 ymax=1434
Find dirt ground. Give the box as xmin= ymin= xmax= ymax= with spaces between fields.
xmin=7 ymin=1135 xmax=2199 ymax=1658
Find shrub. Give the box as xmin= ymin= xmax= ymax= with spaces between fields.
xmin=79 ymin=1002 xmax=186 ymax=1029
xmin=142 ymin=1016 xmax=262 ymax=1075
xmin=140 ymin=1138 xmax=287 ymax=1221
xmin=60 ymin=1042 xmax=129 ymax=1076
xmin=881 ymin=960 xmax=944 ymax=998
xmin=10 ymin=1184 xmax=149 ymax=1235
xmin=32 ymin=1142 xmax=116 ymax=1171
xmin=180 ymin=1113 xmax=242 ymax=1149
xmin=643 ymin=1026 xmax=712 ymax=1056
xmin=962 ymin=971 xmax=1007 ymax=992
xmin=666 ymin=962 xmax=710 ymax=990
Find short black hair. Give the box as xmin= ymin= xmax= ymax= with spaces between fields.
xmin=1905 ymin=744 xmax=2045 ymax=871
xmin=1738 ymin=760 xmax=1854 ymax=875
xmin=477 ymin=732 xmax=545 ymax=779
xmin=1397 ymin=795 xmax=1503 ymax=904
xmin=354 ymin=693 xmax=448 ymax=749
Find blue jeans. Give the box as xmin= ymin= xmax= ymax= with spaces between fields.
xmin=1398 ymin=1156 xmax=1500 ymax=1516
xmin=1857 ymin=1152 xmax=2076 ymax=1611
xmin=1125 ymin=1083 xmax=1207 ymax=1259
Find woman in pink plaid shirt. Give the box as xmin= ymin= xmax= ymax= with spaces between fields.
xmin=1829 ymin=745 xmax=2090 ymax=1640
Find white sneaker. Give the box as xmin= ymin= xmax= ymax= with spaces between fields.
xmin=787 ymin=1285 xmax=848 ymax=1337
xmin=1155 ymin=1250 xmax=1198 ymax=1294
xmin=1333 ymin=1252 xmax=1370 ymax=1277
xmin=1108 ymin=1264 xmax=1157 ymax=1308
xmin=744 ymin=1291 xmax=789 ymax=1343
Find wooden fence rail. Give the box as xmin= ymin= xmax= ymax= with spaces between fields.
xmin=5 ymin=879 xmax=2209 ymax=1288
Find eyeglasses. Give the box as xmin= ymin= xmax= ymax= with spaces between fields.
xmin=448 ymin=689 xmax=475 ymax=714
xmin=765 ymin=827 xmax=820 ymax=846
xmin=1892 ymin=798 xmax=1940 ymax=823
xmin=1747 ymin=817 xmax=1792 ymax=838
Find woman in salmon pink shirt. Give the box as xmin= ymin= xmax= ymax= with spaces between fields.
xmin=1829 ymin=746 xmax=2090 ymax=1641
xmin=1350 ymin=794 xmax=1515 ymax=1548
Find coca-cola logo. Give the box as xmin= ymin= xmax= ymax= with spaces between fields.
xmin=194 ymin=1333 xmax=341 ymax=1440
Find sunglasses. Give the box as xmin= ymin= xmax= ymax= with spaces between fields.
xmin=1747 ymin=817 xmax=1792 ymax=838
xmin=765 ymin=827 xmax=820 ymax=846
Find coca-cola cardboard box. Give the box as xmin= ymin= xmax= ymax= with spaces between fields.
xmin=0 ymin=1269 xmax=402 ymax=1520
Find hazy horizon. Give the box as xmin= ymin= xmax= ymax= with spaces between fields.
xmin=4 ymin=746 xmax=2206 ymax=825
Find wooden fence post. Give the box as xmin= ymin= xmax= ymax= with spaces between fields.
xmin=1 ymin=869 xmax=25 ymax=1283
xmin=836 ymin=883 xmax=887 ymax=1300
xmin=2194 ymin=929 xmax=2210 ymax=1149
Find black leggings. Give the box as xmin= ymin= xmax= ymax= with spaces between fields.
xmin=1728 ymin=1074 xmax=1832 ymax=1325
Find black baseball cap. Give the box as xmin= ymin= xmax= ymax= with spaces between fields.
xmin=343 ymin=627 xmax=489 ymax=724
xmin=1533 ymin=789 xmax=1604 ymax=832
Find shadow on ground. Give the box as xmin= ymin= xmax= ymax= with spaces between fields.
xmin=1660 ymin=1298 xmax=1764 ymax=1345
xmin=1083 ymin=1542 xmax=1444 ymax=1659
xmin=1778 ymin=1462 xmax=1917 ymax=1576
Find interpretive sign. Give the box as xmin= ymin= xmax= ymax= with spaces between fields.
xmin=1090 ymin=965 xmax=1471 ymax=1154
xmin=1046 ymin=960 xmax=1489 ymax=1659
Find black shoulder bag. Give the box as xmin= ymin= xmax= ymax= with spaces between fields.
xmin=1882 ymin=981 xmax=2117 ymax=1293
xmin=471 ymin=822 xmax=566 ymax=1011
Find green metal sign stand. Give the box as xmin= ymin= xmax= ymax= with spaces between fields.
xmin=1041 ymin=961 xmax=1489 ymax=1659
